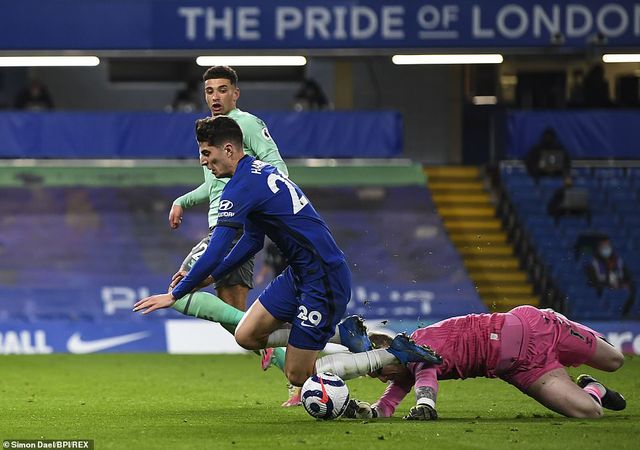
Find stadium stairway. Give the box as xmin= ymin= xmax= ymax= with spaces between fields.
xmin=425 ymin=166 xmax=539 ymax=312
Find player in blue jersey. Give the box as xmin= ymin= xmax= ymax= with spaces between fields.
xmin=134 ymin=116 xmax=442 ymax=386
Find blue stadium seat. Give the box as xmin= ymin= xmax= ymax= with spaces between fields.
xmin=601 ymin=178 xmax=632 ymax=190
xmin=524 ymin=215 xmax=555 ymax=230
xmin=515 ymin=202 xmax=546 ymax=218
xmin=571 ymin=167 xmax=592 ymax=177
xmin=613 ymin=202 xmax=640 ymax=217
xmin=624 ymin=215 xmax=640 ymax=226
xmin=628 ymin=167 xmax=640 ymax=179
xmin=627 ymin=291 xmax=640 ymax=319
xmin=602 ymin=289 xmax=631 ymax=319
xmin=504 ymin=178 xmax=536 ymax=192
xmin=609 ymin=191 xmax=637 ymax=203
xmin=500 ymin=162 xmax=636 ymax=321
xmin=590 ymin=215 xmax=616 ymax=229
xmin=595 ymin=168 xmax=626 ymax=179
xmin=538 ymin=177 xmax=563 ymax=191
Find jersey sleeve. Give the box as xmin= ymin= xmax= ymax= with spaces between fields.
xmin=372 ymin=379 xmax=412 ymax=418
xmin=173 ymin=181 xmax=209 ymax=208
xmin=243 ymin=117 xmax=289 ymax=177
xmin=170 ymin=226 xmax=237 ymax=299
xmin=211 ymin=220 xmax=265 ymax=280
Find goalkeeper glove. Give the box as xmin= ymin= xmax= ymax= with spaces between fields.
xmin=403 ymin=404 xmax=438 ymax=421
xmin=343 ymin=399 xmax=379 ymax=419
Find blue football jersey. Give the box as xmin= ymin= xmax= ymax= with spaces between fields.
xmin=217 ymin=156 xmax=345 ymax=280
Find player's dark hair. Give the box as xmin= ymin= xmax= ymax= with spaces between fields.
xmin=195 ymin=116 xmax=243 ymax=148
xmin=202 ymin=66 xmax=238 ymax=85
xmin=368 ymin=332 xmax=393 ymax=349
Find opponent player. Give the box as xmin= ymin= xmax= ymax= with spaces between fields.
xmin=134 ymin=116 xmax=442 ymax=387
xmin=169 ymin=65 xmax=287 ymax=311
xmin=167 ymin=66 xmax=293 ymax=403
xmin=344 ymin=305 xmax=626 ymax=420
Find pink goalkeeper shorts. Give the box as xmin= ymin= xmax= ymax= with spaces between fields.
xmin=498 ymin=305 xmax=601 ymax=391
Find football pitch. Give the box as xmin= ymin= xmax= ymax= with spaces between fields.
xmin=1 ymin=354 xmax=638 ymax=450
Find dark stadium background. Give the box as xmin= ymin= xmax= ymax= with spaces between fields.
xmin=1 ymin=0 xmax=639 ymax=354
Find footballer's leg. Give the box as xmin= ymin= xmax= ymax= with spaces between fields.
xmin=172 ymin=291 xmax=244 ymax=328
xmin=235 ymin=267 xmax=299 ymax=350
xmin=584 ymin=335 xmax=624 ymax=372
xmin=170 ymin=232 xmax=245 ymax=331
xmin=526 ymin=368 xmax=603 ymax=418
xmin=577 ymin=338 xmax=626 ymax=411
xmin=235 ymin=299 xmax=286 ymax=350
xmin=216 ymin=284 xmax=248 ymax=311
xmin=283 ymin=346 xmax=320 ymax=387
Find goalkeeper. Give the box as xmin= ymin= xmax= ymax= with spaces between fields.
xmin=344 ymin=305 xmax=626 ymax=420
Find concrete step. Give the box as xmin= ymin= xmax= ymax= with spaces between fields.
xmin=476 ymin=284 xmax=534 ymax=296
xmin=438 ymin=206 xmax=496 ymax=218
xmin=428 ymin=181 xmax=485 ymax=192
xmin=459 ymin=245 xmax=513 ymax=257
xmin=468 ymin=271 xmax=528 ymax=283
xmin=450 ymin=234 xmax=508 ymax=247
xmin=424 ymin=166 xmax=480 ymax=178
xmin=432 ymin=193 xmax=492 ymax=204
xmin=445 ymin=219 xmax=502 ymax=232
xmin=464 ymin=258 xmax=520 ymax=270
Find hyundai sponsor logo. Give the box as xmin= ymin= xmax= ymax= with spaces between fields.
xmin=219 ymin=200 xmax=234 ymax=211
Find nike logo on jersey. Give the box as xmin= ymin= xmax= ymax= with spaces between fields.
xmin=67 ymin=331 xmax=151 ymax=354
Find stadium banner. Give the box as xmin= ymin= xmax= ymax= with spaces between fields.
xmin=507 ymin=110 xmax=640 ymax=159
xmin=0 ymin=111 xmax=402 ymax=159
xmin=0 ymin=1 xmax=639 ymax=50
xmin=0 ymin=281 xmax=483 ymax=329
xmin=581 ymin=321 xmax=640 ymax=355
xmin=165 ymin=319 xmax=247 ymax=354
xmin=346 ymin=282 xmax=485 ymax=321
xmin=2 ymin=319 xmax=640 ymax=354
xmin=0 ymin=321 xmax=166 ymax=354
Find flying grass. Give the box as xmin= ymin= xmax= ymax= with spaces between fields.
xmin=0 ymin=354 xmax=638 ymax=449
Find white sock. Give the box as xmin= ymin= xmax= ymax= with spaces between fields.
xmin=583 ymin=382 xmax=606 ymax=406
xmin=315 ymin=349 xmax=397 ymax=380
xmin=266 ymin=329 xmax=290 ymax=347
xmin=328 ymin=326 xmax=342 ymax=345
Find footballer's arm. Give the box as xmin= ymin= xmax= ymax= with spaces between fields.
xmin=133 ymin=226 xmax=237 ymax=314
xmin=211 ymin=221 xmax=265 ymax=281
xmin=170 ymin=182 xmax=210 ymax=229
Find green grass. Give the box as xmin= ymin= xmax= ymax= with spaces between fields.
xmin=0 ymin=354 xmax=638 ymax=449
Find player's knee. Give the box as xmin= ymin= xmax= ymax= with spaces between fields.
xmin=566 ymin=397 xmax=603 ymax=419
xmin=573 ymin=402 xmax=603 ymax=419
xmin=285 ymin=368 xmax=313 ymax=387
xmin=234 ymin=329 xmax=260 ymax=350
xmin=601 ymin=349 xmax=625 ymax=372
xmin=607 ymin=351 xmax=624 ymax=372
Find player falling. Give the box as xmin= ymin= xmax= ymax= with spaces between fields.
xmin=343 ymin=306 xmax=626 ymax=420
xmin=135 ymin=116 xmax=443 ymax=393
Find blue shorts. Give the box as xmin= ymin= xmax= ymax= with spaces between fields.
xmin=259 ymin=260 xmax=351 ymax=351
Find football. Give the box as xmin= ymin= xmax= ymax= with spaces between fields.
xmin=301 ymin=372 xmax=350 ymax=420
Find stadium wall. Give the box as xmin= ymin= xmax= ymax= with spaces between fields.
xmin=0 ymin=111 xmax=402 ymax=159
xmin=0 ymin=162 xmax=489 ymax=354
xmin=2 ymin=319 xmax=640 ymax=355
